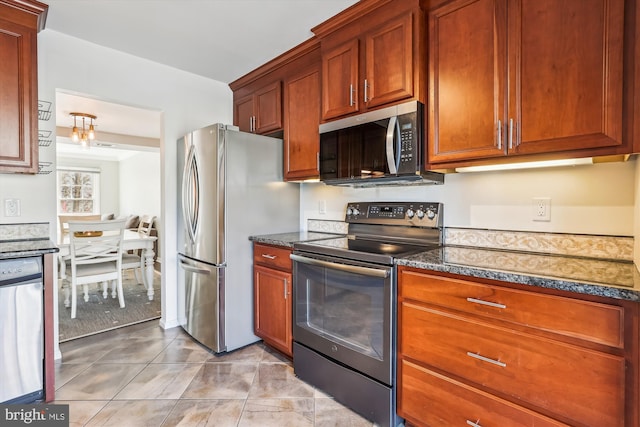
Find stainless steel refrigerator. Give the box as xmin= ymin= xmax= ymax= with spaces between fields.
xmin=177 ymin=123 xmax=299 ymax=353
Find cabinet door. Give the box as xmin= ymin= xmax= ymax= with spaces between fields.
xmin=234 ymin=94 xmax=254 ymax=133
xmin=254 ymin=81 xmax=282 ymax=134
xmin=0 ymin=18 xmax=38 ymax=173
xmin=508 ymin=0 xmax=624 ymax=155
xmin=254 ymin=265 xmax=292 ymax=356
xmin=321 ymin=38 xmax=359 ymax=120
xmin=284 ymin=67 xmax=320 ymax=180
xmin=428 ymin=0 xmax=507 ymax=164
xmin=364 ymin=13 xmax=414 ymax=109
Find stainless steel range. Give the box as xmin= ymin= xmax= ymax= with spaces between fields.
xmin=291 ymin=201 xmax=443 ymax=427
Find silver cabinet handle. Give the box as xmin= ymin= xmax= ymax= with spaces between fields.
xmin=496 ymin=119 xmax=502 ymax=149
xmin=261 ymin=254 xmax=277 ymax=260
xmin=508 ymin=118 xmax=514 ymax=149
xmin=290 ymin=254 xmax=390 ymax=278
xmin=467 ymin=351 xmax=506 ymax=368
xmin=363 ymin=79 xmax=369 ymax=103
xmin=284 ymin=278 xmax=288 ymax=299
xmin=466 ymin=297 xmax=506 ymax=309
xmin=349 ymin=84 xmax=355 ymax=106
xmin=466 ymin=420 xmax=482 ymax=427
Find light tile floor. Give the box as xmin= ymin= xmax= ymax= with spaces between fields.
xmin=54 ymin=320 xmax=376 ymax=426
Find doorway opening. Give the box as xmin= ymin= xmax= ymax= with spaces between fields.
xmin=54 ymin=90 xmax=162 ymax=342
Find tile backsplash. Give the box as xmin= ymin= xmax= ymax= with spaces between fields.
xmin=306 ymin=219 xmax=633 ymax=261
xmin=445 ymin=228 xmax=633 ymax=261
xmin=0 ymin=222 xmax=49 ymax=241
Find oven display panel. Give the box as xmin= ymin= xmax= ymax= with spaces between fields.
xmin=368 ymin=205 xmax=405 ymax=219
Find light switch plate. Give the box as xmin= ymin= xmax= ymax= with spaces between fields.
xmin=4 ymin=199 xmax=20 ymax=217
xmin=318 ymin=200 xmax=327 ymax=215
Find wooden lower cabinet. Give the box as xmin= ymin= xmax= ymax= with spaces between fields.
xmin=253 ymin=243 xmax=292 ymax=357
xmin=399 ymin=360 xmax=567 ymax=427
xmin=397 ymin=266 xmax=639 ymax=427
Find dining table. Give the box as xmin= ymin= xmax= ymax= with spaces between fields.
xmin=57 ymin=229 xmax=157 ymax=301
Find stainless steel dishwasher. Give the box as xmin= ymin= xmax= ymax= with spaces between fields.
xmin=0 ymin=256 xmax=44 ymax=404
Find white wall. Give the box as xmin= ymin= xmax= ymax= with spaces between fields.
xmin=57 ymin=156 xmax=120 ymax=219
xmin=34 ymin=29 xmax=233 ymax=357
xmin=119 ymin=151 xmax=161 ymax=219
xmin=302 ymin=160 xmax=637 ymax=237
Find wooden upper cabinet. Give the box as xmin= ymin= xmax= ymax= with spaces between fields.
xmin=234 ymin=94 xmax=255 ymax=133
xmin=255 ymin=82 xmax=282 ymax=134
xmin=510 ymin=0 xmax=624 ymax=155
xmin=233 ymin=80 xmax=282 ymax=135
xmin=321 ymin=38 xmax=359 ymax=119
xmin=364 ymin=12 xmax=414 ymax=109
xmin=0 ymin=0 xmax=47 ymax=174
xmin=230 ymin=37 xmax=321 ymax=181
xmin=428 ymin=0 xmax=626 ymax=165
xmin=284 ymin=65 xmax=321 ymax=180
xmin=428 ymin=0 xmax=506 ymax=163
xmin=315 ymin=0 xmax=422 ymax=122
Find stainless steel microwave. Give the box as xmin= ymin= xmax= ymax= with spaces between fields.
xmin=319 ymin=101 xmax=444 ymax=187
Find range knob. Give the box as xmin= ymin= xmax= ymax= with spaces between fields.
xmin=416 ymin=209 xmax=425 ymax=219
xmin=346 ymin=207 xmax=354 ymax=216
xmin=352 ymin=208 xmax=360 ymax=216
xmin=406 ymin=208 xmax=415 ymax=219
xmin=426 ymin=209 xmax=436 ymax=220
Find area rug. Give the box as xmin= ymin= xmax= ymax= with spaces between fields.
xmin=58 ymin=270 xmax=161 ymax=342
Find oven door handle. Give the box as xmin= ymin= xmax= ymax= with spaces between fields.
xmin=290 ymin=254 xmax=390 ymax=278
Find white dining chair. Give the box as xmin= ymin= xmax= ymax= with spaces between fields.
xmin=121 ymin=215 xmax=155 ymax=290
xmin=65 ymin=219 xmax=126 ymax=319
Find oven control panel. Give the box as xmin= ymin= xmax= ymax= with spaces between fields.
xmin=345 ymin=201 xmax=442 ymax=227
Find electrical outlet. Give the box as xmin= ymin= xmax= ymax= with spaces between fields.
xmin=4 ymin=199 xmax=20 ymax=217
xmin=532 ymin=197 xmax=550 ymax=221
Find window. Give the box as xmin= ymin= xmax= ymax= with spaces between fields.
xmin=57 ymin=168 xmax=101 ymax=214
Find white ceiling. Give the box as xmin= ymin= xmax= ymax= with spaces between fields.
xmin=48 ymin=0 xmax=358 ymax=160
xmin=44 ymin=0 xmax=359 ymax=84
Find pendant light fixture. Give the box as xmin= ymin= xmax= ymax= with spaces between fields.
xmin=69 ymin=112 xmax=97 ymax=147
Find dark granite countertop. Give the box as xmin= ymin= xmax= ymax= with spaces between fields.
xmin=0 ymin=238 xmax=59 ymax=259
xmin=249 ymin=231 xmax=345 ymax=248
xmin=396 ymin=246 xmax=640 ymax=302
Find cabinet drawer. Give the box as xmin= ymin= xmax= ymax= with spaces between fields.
xmin=253 ymin=244 xmax=292 ymax=271
xmin=399 ymin=269 xmax=624 ymax=348
xmin=400 ymin=303 xmax=625 ymax=427
xmin=399 ymin=360 xmax=568 ymax=427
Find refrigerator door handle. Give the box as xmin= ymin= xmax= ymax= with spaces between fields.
xmin=178 ymin=254 xmax=225 ymax=275
xmin=182 ymin=144 xmax=199 ymax=244
xmin=179 ymin=261 xmax=211 ymax=275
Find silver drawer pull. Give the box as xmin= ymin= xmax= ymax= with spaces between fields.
xmin=466 ymin=297 xmax=506 ymax=309
xmin=466 ymin=420 xmax=482 ymax=427
xmin=261 ymin=254 xmax=277 ymax=260
xmin=466 ymin=352 xmax=506 ymax=368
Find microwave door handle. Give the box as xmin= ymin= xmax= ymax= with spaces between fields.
xmin=385 ymin=116 xmax=399 ymax=174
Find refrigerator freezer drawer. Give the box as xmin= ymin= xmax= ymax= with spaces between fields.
xmin=178 ymin=254 xmax=225 ymax=353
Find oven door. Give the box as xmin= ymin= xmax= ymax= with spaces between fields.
xmin=291 ymin=252 xmax=395 ymax=386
